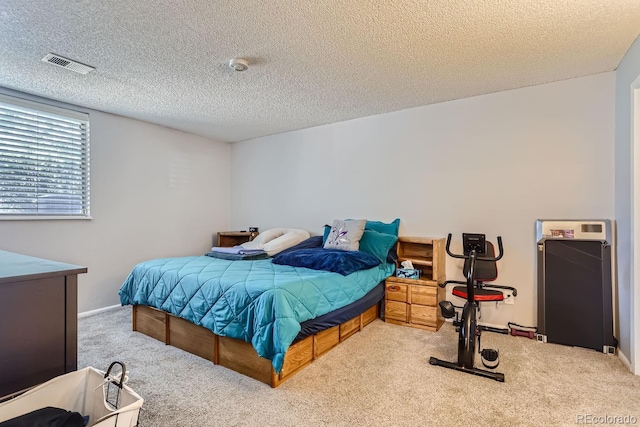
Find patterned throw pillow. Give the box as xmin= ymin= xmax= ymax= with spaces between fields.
xmin=323 ymin=219 xmax=366 ymax=251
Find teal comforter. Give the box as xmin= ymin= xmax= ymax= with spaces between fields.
xmin=119 ymin=256 xmax=394 ymax=373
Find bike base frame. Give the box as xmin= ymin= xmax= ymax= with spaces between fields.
xmin=428 ymin=357 xmax=505 ymax=382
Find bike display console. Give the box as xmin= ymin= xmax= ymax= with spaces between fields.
xmin=536 ymin=219 xmax=617 ymax=354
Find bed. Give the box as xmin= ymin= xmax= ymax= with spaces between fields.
xmin=119 ymin=222 xmax=399 ymax=387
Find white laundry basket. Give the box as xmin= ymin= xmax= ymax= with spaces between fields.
xmin=0 ymin=362 xmax=143 ymax=427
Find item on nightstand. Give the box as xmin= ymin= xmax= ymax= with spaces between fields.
xmin=249 ymin=227 xmax=259 ymax=240
xmin=396 ymin=260 xmax=420 ymax=279
xmin=396 ymin=268 xmax=421 ymax=279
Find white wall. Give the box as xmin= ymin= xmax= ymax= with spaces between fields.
xmin=231 ymin=72 xmax=615 ymax=327
xmin=615 ymin=34 xmax=640 ymax=371
xmin=0 ymin=89 xmax=231 ymax=313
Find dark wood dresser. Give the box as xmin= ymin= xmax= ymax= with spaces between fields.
xmin=0 ymin=250 xmax=87 ymax=398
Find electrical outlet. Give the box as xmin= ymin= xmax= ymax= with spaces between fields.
xmin=503 ymin=292 xmax=514 ymax=305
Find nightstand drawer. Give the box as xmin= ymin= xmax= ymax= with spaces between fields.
xmin=385 ymin=282 xmax=408 ymax=302
xmin=385 ymin=301 xmax=408 ymax=322
xmin=410 ymin=285 xmax=437 ymax=306
xmin=410 ymin=304 xmax=438 ymax=326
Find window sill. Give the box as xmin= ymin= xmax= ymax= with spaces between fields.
xmin=0 ymin=216 xmax=92 ymax=221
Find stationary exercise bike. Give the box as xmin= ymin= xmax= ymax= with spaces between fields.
xmin=429 ymin=233 xmax=517 ymax=382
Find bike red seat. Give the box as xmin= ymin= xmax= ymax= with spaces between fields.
xmin=452 ymin=286 xmax=504 ymax=301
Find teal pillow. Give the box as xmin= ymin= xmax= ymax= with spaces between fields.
xmin=323 ymin=224 xmax=332 ymax=244
xmin=358 ymin=230 xmax=398 ymax=264
xmin=365 ymin=218 xmax=400 ymax=236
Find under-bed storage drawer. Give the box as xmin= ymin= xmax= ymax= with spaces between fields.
xmin=340 ymin=316 xmax=361 ymax=341
xmin=134 ymin=305 xmax=167 ymax=343
xmin=169 ymin=316 xmax=216 ymax=362
xmin=280 ymin=336 xmax=313 ymax=379
xmin=361 ymin=304 xmax=378 ymax=327
xmin=314 ymin=326 xmax=339 ymax=358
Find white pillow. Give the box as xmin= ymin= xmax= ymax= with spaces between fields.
xmin=241 ymin=228 xmax=310 ymax=256
xmin=323 ymin=219 xmax=366 ymax=251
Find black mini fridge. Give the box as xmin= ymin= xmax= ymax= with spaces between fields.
xmin=536 ymin=220 xmax=617 ymax=354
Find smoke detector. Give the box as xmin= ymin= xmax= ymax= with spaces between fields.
xmin=228 ymin=58 xmax=249 ymax=72
xmin=42 ymin=53 xmax=95 ymax=75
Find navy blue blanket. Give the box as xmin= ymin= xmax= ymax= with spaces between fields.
xmin=272 ymin=248 xmax=380 ymax=275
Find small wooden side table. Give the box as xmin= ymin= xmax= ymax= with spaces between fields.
xmin=216 ymin=231 xmax=258 ymax=247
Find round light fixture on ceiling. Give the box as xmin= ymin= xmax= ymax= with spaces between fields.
xmin=229 ymin=58 xmax=249 ymax=72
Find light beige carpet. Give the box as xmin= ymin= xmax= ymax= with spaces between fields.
xmin=78 ymin=307 xmax=640 ymax=426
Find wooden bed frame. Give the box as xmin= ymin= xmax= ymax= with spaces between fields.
xmin=132 ymin=303 xmax=379 ymax=387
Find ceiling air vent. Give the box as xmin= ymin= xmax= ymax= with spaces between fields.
xmin=42 ymin=53 xmax=95 ymax=75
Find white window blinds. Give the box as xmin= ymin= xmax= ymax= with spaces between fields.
xmin=0 ymin=94 xmax=90 ymax=218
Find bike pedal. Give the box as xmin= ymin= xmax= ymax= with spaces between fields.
xmin=481 ymin=348 xmax=500 ymax=369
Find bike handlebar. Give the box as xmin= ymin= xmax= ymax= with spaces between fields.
xmin=445 ymin=233 xmax=504 ymax=262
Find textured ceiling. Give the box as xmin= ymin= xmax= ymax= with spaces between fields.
xmin=1 ymin=1 xmax=639 ymax=143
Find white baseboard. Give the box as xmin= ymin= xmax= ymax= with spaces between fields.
xmin=617 ymin=349 xmax=634 ymax=373
xmin=78 ymin=304 xmax=121 ymax=319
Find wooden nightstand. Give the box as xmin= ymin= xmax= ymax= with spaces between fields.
xmin=384 ymin=237 xmax=446 ymax=332
xmin=216 ymin=231 xmax=258 ymax=248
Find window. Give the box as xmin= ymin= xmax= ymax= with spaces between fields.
xmin=0 ymin=94 xmax=90 ymax=218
